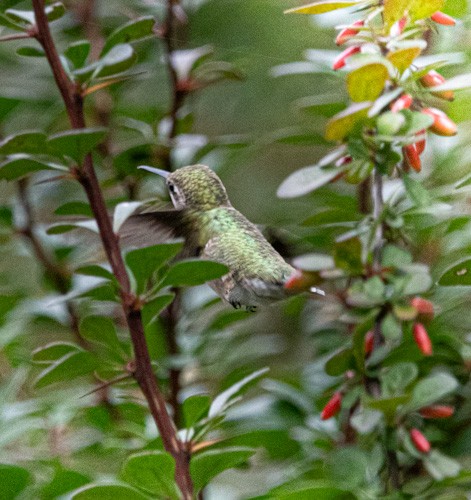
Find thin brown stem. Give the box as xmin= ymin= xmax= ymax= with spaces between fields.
xmin=30 ymin=1 xmax=193 ymax=496
xmin=0 ymin=32 xmax=33 ymax=42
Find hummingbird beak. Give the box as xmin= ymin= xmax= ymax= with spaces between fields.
xmin=138 ymin=165 xmax=170 ymax=178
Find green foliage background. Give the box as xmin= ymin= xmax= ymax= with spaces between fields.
xmin=1 ymin=0 xmax=471 ymax=498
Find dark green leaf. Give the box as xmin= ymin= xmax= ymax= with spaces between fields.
xmin=75 ymin=265 xmax=115 ymax=281
xmin=41 ymin=468 xmax=90 ymax=499
xmin=32 ymin=341 xmax=82 ymax=363
xmin=404 ymin=372 xmax=458 ymax=412
xmin=160 ymin=259 xmax=228 ymax=288
xmin=16 ymin=46 xmax=45 ymax=57
xmin=71 ymin=484 xmax=149 ymax=500
xmin=439 ymin=258 xmax=471 ymax=286
xmin=142 ymin=293 xmax=175 ymax=326
xmin=381 ymin=362 xmax=418 ymax=397
xmin=34 ymin=351 xmax=99 ymax=389
xmin=182 ymin=394 xmax=211 ymax=427
xmin=125 ymin=242 xmax=183 ymax=291
xmin=0 ymin=131 xmax=47 ymax=155
xmin=325 ymin=348 xmax=355 ymax=376
xmin=121 ymin=451 xmax=179 ymax=499
xmin=101 ymin=17 xmax=156 ymax=55
xmin=47 ymin=128 xmax=107 ymax=163
xmin=54 ymin=201 xmax=93 ymax=217
xmin=65 ymin=41 xmax=91 ymax=69
xmin=79 ymin=316 xmax=125 ymax=362
xmin=0 ymin=464 xmax=31 ymax=500
xmin=403 ymin=175 xmax=432 ymax=207
xmin=0 ymin=157 xmax=67 ymax=180
xmin=190 ymin=447 xmax=256 ymax=492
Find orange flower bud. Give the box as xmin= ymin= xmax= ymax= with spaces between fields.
xmin=421 ymin=108 xmax=458 ymax=136
xmin=410 ymin=428 xmax=431 ymax=453
xmin=391 ymin=94 xmax=413 ymax=112
xmin=415 ymin=130 xmax=426 ymax=155
xmin=410 ymin=297 xmax=434 ymax=320
xmin=420 ymin=405 xmax=454 ymax=419
xmin=364 ymin=330 xmax=374 ymax=355
xmin=335 ymin=20 xmax=364 ymax=45
xmin=332 ymin=46 xmax=361 ymax=70
xmin=403 ymin=144 xmax=422 ymax=173
xmin=420 ymin=71 xmax=454 ymax=101
xmin=321 ymin=392 xmax=342 ymax=420
xmin=413 ymin=323 xmax=433 ymax=356
xmin=431 ymin=11 xmax=456 ymax=26
xmin=390 ymin=16 xmax=408 ymax=37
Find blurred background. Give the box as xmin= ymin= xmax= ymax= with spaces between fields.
xmin=1 ymin=0 xmax=471 ymax=498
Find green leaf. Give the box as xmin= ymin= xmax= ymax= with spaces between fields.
xmin=16 ymin=46 xmax=45 ymax=57
xmin=209 ymin=367 xmax=269 ymax=417
xmin=381 ymin=362 xmax=418 ymax=397
xmin=121 ymin=451 xmax=179 ymax=500
xmin=182 ymin=394 xmax=211 ymax=427
xmin=439 ymin=258 xmax=471 ymax=286
xmin=347 ymin=60 xmax=389 ymax=103
xmin=350 ymin=407 xmax=383 ymax=434
xmin=403 ymin=175 xmax=432 ymax=207
xmin=402 ymin=110 xmax=434 ymax=135
xmin=75 ymin=265 xmax=114 ymax=281
xmin=0 ymin=13 xmax=26 ymax=31
xmin=34 ymin=351 xmax=99 ymax=389
xmin=73 ymin=44 xmax=137 ymax=82
xmin=285 ymin=1 xmax=361 ymax=15
xmin=161 ymin=259 xmax=228 ymax=288
xmin=325 ymin=348 xmax=355 ymax=376
xmin=142 ymin=293 xmax=175 ymax=326
xmin=41 ymin=468 xmax=90 ymax=499
xmin=367 ymin=395 xmax=411 ymax=421
xmin=387 ymin=42 xmax=425 ymax=73
xmin=190 ymin=447 xmax=256 ymax=492
xmin=46 ymin=220 xmax=99 ymax=234
xmin=423 ymin=450 xmax=461 ymax=481
xmin=101 ymin=17 xmax=156 ymax=55
xmin=404 ymin=372 xmax=458 ymax=412
xmin=80 ymin=316 xmax=125 ymax=362
xmin=54 ymin=201 xmax=93 ymax=217
xmin=0 ymin=131 xmax=47 ymax=155
xmin=48 ymin=128 xmax=107 ymax=163
xmin=0 ymin=157 xmax=67 ymax=181
xmin=65 ymin=41 xmax=91 ymax=69
xmin=5 ymin=2 xmax=65 ymax=25
xmin=125 ymin=242 xmax=183 ymax=291
xmin=71 ymin=484 xmax=149 ymax=500
xmin=277 ymin=165 xmax=344 ymax=198
xmin=325 ymin=447 xmax=369 ymax=489
xmin=32 ymin=341 xmax=82 ymax=363
xmin=0 ymin=464 xmax=31 ymax=500
xmin=384 ymin=0 xmax=444 ymax=27
xmin=333 ymin=238 xmax=363 ymax=275
xmin=325 ymin=102 xmax=371 ymax=142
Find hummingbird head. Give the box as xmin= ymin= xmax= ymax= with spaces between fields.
xmin=138 ymin=164 xmax=230 ymax=210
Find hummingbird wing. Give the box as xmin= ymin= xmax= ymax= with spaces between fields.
xmin=119 ymin=208 xmax=198 ymax=257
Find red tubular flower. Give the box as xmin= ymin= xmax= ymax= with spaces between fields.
xmin=431 ymin=11 xmax=456 ymax=26
xmin=413 ymin=323 xmax=433 ymax=356
xmin=420 ymin=70 xmax=454 ymax=101
xmin=415 ymin=130 xmax=426 ymax=155
xmin=321 ymin=392 xmax=342 ymax=420
xmin=335 ymin=20 xmax=364 ymax=45
xmin=390 ymin=16 xmax=408 ymax=36
xmin=332 ymin=46 xmax=361 ymax=70
xmin=364 ymin=330 xmax=374 ymax=355
xmin=420 ymin=405 xmax=454 ymax=419
xmin=403 ymin=144 xmax=422 ymax=173
xmin=410 ymin=428 xmax=431 ymax=453
xmin=421 ymin=108 xmax=458 ymax=136
xmin=411 ymin=297 xmax=434 ymax=319
xmin=391 ymin=94 xmax=413 ymax=112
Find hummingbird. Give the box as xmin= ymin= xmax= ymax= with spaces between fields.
xmin=123 ymin=164 xmax=319 ymax=311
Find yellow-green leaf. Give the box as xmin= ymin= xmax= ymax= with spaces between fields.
xmin=384 ymin=0 xmax=445 ymax=27
xmin=387 ymin=45 xmax=424 ymax=73
xmin=285 ymin=1 xmax=360 ymax=15
xmin=325 ymin=102 xmax=371 ymax=141
xmin=347 ymin=63 xmax=389 ymax=102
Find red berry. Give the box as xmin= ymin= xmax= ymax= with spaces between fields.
xmin=420 ymin=71 xmax=454 ymax=101
xmin=410 ymin=428 xmax=431 ymax=453
xmin=411 ymin=297 xmax=434 ymax=319
xmin=421 ymin=108 xmax=458 ymax=136
xmin=335 ymin=20 xmax=364 ymax=45
xmin=413 ymin=323 xmax=433 ymax=356
xmin=391 ymin=94 xmax=413 ymax=112
xmin=403 ymin=144 xmax=422 ymax=173
xmin=321 ymin=392 xmax=342 ymax=420
xmin=420 ymin=405 xmax=454 ymax=419
xmin=364 ymin=330 xmax=374 ymax=355
xmin=332 ymin=46 xmax=361 ymax=70
xmin=431 ymin=11 xmax=456 ymax=26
